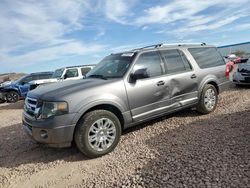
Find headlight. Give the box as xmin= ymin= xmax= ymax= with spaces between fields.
xmin=40 ymin=101 xmax=68 ymax=119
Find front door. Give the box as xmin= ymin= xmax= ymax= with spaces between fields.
xmin=125 ymin=51 xmax=171 ymax=121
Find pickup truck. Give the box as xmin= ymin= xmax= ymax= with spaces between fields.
xmin=29 ymin=65 xmax=95 ymax=90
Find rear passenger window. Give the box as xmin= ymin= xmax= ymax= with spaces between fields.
xmin=160 ymin=49 xmax=192 ymax=74
xmin=135 ymin=51 xmax=163 ymax=78
xmin=81 ymin=67 xmax=92 ymax=76
xmin=188 ymin=47 xmax=225 ymax=69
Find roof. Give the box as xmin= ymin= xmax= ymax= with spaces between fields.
xmin=30 ymin=71 xmax=53 ymax=75
xmin=129 ymin=43 xmax=214 ymax=53
xmin=65 ymin=64 xmax=96 ymax=69
xmin=218 ymin=41 xmax=250 ymax=48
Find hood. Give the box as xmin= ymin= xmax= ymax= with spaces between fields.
xmin=0 ymin=81 xmax=12 ymax=87
xmin=28 ymin=78 xmax=115 ymax=100
xmin=238 ymin=63 xmax=250 ymax=73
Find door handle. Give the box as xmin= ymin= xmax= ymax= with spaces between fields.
xmin=157 ymin=81 xmax=165 ymax=86
xmin=190 ymin=74 xmax=197 ymax=79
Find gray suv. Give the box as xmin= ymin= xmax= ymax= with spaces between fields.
xmin=23 ymin=43 xmax=230 ymax=158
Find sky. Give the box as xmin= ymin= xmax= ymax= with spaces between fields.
xmin=0 ymin=0 xmax=250 ymax=74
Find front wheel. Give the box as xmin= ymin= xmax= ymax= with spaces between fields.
xmin=74 ymin=110 xmax=121 ymax=158
xmin=196 ymin=84 xmax=218 ymax=114
xmin=6 ymin=91 xmax=19 ymax=103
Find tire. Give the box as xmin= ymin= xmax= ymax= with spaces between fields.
xmin=0 ymin=99 xmax=5 ymax=104
xmin=196 ymin=84 xmax=218 ymax=114
xmin=74 ymin=110 xmax=121 ymax=158
xmin=6 ymin=91 xmax=19 ymax=103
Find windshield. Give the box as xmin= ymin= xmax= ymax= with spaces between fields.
xmin=87 ymin=53 xmax=136 ymax=79
xmin=14 ymin=75 xmax=27 ymax=84
xmin=52 ymin=68 xmax=64 ymax=78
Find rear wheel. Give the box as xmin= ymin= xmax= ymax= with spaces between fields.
xmin=196 ymin=84 xmax=218 ymax=114
xmin=6 ymin=91 xmax=19 ymax=103
xmin=74 ymin=110 xmax=121 ymax=158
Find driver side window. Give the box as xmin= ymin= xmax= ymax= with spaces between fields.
xmin=65 ymin=69 xmax=78 ymax=78
xmin=134 ymin=51 xmax=163 ymax=78
xmin=20 ymin=76 xmax=32 ymax=84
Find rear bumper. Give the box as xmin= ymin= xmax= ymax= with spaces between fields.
xmin=22 ymin=112 xmax=76 ymax=148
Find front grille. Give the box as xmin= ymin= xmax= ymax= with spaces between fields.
xmin=24 ymin=97 xmax=39 ymax=118
xmin=241 ymin=73 xmax=250 ymax=76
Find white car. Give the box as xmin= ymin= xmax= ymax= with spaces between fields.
xmin=29 ymin=65 xmax=95 ymax=89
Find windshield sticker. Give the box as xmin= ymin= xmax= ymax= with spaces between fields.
xmin=121 ymin=53 xmax=134 ymax=57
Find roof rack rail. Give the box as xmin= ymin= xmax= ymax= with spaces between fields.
xmin=132 ymin=42 xmax=206 ymax=51
xmin=161 ymin=42 xmax=206 ymax=46
xmin=132 ymin=43 xmax=163 ymax=51
xmin=65 ymin=64 xmax=96 ymax=68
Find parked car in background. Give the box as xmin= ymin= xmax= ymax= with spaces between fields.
xmin=29 ymin=65 xmax=95 ymax=90
xmin=232 ymin=58 xmax=250 ymax=85
xmin=0 ymin=72 xmax=53 ymax=103
xmin=23 ymin=43 xmax=230 ymax=158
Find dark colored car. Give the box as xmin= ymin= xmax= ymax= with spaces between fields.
xmin=0 ymin=72 xmax=53 ymax=103
xmin=23 ymin=43 xmax=230 ymax=158
xmin=232 ymin=58 xmax=250 ymax=85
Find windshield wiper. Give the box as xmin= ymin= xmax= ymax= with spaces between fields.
xmin=87 ymin=74 xmax=107 ymax=80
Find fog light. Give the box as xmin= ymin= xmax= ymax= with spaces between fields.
xmin=40 ymin=130 xmax=48 ymax=139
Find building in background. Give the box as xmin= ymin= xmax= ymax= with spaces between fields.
xmin=218 ymin=42 xmax=250 ymax=57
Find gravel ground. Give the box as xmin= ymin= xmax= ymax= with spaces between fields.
xmin=0 ymin=86 xmax=249 ymax=188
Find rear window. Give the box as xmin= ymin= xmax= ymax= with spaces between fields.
xmin=188 ymin=47 xmax=225 ymax=69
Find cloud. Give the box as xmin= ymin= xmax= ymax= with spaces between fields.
xmin=1 ymin=41 xmax=105 ymax=67
xmin=0 ymin=0 xmax=88 ymax=52
xmin=103 ymin=0 xmax=137 ymax=24
xmin=133 ymin=0 xmax=250 ymax=38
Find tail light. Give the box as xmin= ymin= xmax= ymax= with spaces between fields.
xmin=225 ymin=61 xmax=234 ymax=77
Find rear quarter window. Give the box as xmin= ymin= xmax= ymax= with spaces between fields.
xmin=188 ymin=47 xmax=225 ymax=69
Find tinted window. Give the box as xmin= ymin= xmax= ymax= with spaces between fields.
xmin=38 ymin=74 xmax=52 ymax=79
xmin=65 ymin=69 xmax=79 ymax=78
xmin=188 ymin=47 xmax=225 ymax=69
xmin=160 ymin=49 xmax=192 ymax=74
xmin=20 ymin=76 xmax=32 ymax=84
xmin=134 ymin=51 xmax=163 ymax=78
xmin=81 ymin=67 xmax=92 ymax=76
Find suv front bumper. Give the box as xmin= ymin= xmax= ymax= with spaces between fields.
xmin=22 ymin=112 xmax=76 ymax=148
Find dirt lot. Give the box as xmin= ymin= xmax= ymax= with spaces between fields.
xmin=0 ymin=86 xmax=249 ymax=188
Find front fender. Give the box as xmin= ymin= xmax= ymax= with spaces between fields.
xmin=2 ymin=85 xmax=19 ymax=93
xmin=71 ymin=95 xmax=128 ymax=125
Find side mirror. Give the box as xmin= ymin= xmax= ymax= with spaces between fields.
xmin=130 ymin=68 xmax=149 ymax=82
xmin=63 ymin=74 xmax=67 ymax=79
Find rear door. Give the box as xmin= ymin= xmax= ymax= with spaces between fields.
xmin=159 ymin=49 xmax=199 ymax=107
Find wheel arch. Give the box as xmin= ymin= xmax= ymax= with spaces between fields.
xmin=73 ymin=103 xmax=125 ymax=131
